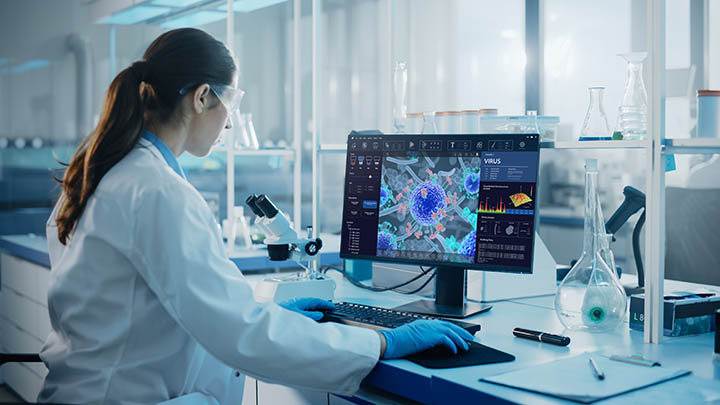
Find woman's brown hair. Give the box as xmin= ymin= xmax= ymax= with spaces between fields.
xmin=55 ymin=28 xmax=236 ymax=244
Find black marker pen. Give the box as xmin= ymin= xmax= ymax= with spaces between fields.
xmin=512 ymin=327 xmax=571 ymax=346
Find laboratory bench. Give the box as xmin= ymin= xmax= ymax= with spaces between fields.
xmin=2 ymin=234 xmax=719 ymax=404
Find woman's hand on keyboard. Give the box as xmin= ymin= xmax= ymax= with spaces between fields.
xmin=378 ymin=320 xmax=474 ymax=359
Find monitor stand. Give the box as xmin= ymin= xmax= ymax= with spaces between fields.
xmin=391 ymin=266 xmax=492 ymax=319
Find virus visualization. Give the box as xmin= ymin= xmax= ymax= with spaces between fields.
xmin=462 ymin=170 xmax=480 ymax=196
xmin=459 ymin=231 xmax=476 ymax=256
xmin=379 ymin=183 xmax=393 ymax=209
xmin=377 ymin=222 xmax=399 ymax=250
xmin=409 ymin=181 xmax=447 ymax=226
xmin=378 ymin=153 xmax=481 ymax=259
xmin=377 ymin=231 xmax=397 ymax=250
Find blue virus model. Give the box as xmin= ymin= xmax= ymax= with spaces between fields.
xmin=463 ymin=171 xmax=480 ymax=195
xmin=379 ymin=185 xmax=392 ymax=208
xmin=459 ymin=231 xmax=476 ymax=256
xmin=377 ymin=231 xmax=397 ymax=250
xmin=409 ymin=181 xmax=447 ymax=227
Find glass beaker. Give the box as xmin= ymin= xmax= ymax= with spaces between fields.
xmin=460 ymin=110 xmax=479 ymax=134
xmin=392 ymin=61 xmax=408 ymax=133
xmin=618 ymin=52 xmax=648 ymax=140
xmin=421 ymin=111 xmax=438 ymax=134
xmin=555 ymin=159 xmax=627 ymax=332
xmin=580 ymin=87 xmax=611 ymax=141
xmin=406 ymin=112 xmax=423 ymax=133
xmin=435 ymin=111 xmax=460 ymax=134
xmin=526 ymin=110 xmax=540 ymax=133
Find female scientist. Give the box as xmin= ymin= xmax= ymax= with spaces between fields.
xmin=39 ymin=28 xmax=473 ymax=404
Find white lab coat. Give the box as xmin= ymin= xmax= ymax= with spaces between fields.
xmin=38 ymin=137 xmax=380 ymax=404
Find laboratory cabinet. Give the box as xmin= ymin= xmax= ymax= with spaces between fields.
xmin=0 ymin=253 xmax=50 ymax=402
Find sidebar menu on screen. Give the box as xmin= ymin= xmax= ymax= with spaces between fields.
xmin=340 ymin=136 xmax=383 ymax=256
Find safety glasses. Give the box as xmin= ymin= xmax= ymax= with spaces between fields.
xmin=209 ymin=84 xmax=244 ymax=114
xmin=179 ymin=83 xmax=245 ymax=114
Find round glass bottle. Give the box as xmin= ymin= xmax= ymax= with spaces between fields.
xmin=617 ymin=52 xmax=648 ymax=140
xmin=555 ymin=159 xmax=627 ymax=331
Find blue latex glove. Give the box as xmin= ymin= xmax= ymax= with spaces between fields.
xmin=379 ymin=319 xmax=474 ymax=359
xmin=278 ymin=297 xmax=335 ymax=321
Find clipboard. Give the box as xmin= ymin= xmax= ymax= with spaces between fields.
xmin=481 ymin=352 xmax=690 ymax=403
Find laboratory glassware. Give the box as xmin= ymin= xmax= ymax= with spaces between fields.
xmin=392 ymin=62 xmax=408 ymax=133
xmin=526 ymin=110 xmax=540 ymax=133
xmin=697 ymin=90 xmax=720 ymax=138
xmin=406 ymin=112 xmax=423 ymax=133
xmin=421 ymin=111 xmax=438 ymax=134
xmin=460 ymin=110 xmax=479 ymax=134
xmin=555 ymin=159 xmax=627 ymax=332
xmin=233 ymin=111 xmax=251 ymax=149
xmin=435 ymin=111 xmax=460 ymax=134
xmin=244 ymin=113 xmax=260 ymax=150
xmin=580 ymin=87 xmax=611 ymax=140
xmin=617 ymin=52 xmax=648 ymax=140
xmin=538 ymin=116 xmax=560 ymax=142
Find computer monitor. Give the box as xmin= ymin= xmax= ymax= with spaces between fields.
xmin=340 ymin=133 xmax=540 ymax=318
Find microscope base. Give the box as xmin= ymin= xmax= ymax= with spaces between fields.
xmin=254 ymin=274 xmax=336 ymax=302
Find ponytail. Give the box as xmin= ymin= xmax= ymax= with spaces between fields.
xmin=56 ymin=65 xmax=145 ymax=244
xmin=54 ymin=28 xmax=236 ymax=245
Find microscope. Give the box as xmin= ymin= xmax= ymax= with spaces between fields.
xmin=245 ymin=194 xmax=336 ymax=302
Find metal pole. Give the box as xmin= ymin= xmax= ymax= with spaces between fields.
xmin=525 ymin=0 xmax=541 ymax=114
xmin=312 ymin=0 xmax=320 ymax=242
xmin=293 ymin=0 xmax=302 ymax=229
xmin=644 ymin=0 xmax=666 ymax=344
xmin=226 ymin=0 xmax=235 ymax=255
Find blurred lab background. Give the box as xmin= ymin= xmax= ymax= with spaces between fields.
xmin=1 ymin=0 xmax=719 ymax=279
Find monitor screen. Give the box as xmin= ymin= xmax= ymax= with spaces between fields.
xmin=340 ymin=133 xmax=540 ymax=274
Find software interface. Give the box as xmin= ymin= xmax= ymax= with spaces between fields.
xmin=340 ymin=134 xmax=540 ymax=273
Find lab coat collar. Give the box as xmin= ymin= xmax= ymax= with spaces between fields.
xmin=140 ymin=129 xmax=187 ymax=180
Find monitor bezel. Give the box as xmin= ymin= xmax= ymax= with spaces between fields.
xmin=339 ymin=132 xmax=541 ymax=275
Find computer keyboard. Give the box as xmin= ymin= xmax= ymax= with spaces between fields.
xmin=322 ymin=302 xmax=481 ymax=334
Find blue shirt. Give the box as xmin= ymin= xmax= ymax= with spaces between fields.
xmin=141 ymin=129 xmax=186 ymax=180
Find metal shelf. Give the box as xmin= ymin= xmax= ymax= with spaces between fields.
xmin=663 ymin=138 xmax=720 ymax=154
xmin=543 ymin=140 xmax=648 ymax=149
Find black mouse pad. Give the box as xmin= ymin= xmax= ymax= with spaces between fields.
xmin=406 ymin=341 xmax=515 ymax=369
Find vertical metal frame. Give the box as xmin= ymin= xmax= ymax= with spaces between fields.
xmin=293 ymin=0 xmax=302 ymax=228
xmin=644 ymin=0 xmax=666 ymax=343
xmin=525 ymin=0 xmax=542 ymax=113
xmin=311 ymin=0 xmax=321 ymax=245
xmin=225 ymin=0 xmax=235 ymax=248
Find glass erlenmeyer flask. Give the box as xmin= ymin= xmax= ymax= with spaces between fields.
xmin=555 ymin=159 xmax=627 ymax=332
xmin=392 ymin=61 xmax=408 ymax=133
xmin=233 ymin=111 xmax=251 ymax=150
xmin=618 ymin=52 xmax=648 ymax=140
xmin=244 ymin=113 xmax=260 ymax=150
xmin=580 ymin=87 xmax=611 ymax=141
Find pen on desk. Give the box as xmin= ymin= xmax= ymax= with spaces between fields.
xmin=588 ymin=356 xmax=605 ymax=380
xmin=512 ymin=328 xmax=571 ymax=346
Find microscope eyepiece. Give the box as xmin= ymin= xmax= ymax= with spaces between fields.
xmin=245 ymin=194 xmax=265 ymax=217
xmin=255 ymin=194 xmax=279 ymax=219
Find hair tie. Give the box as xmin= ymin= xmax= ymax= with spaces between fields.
xmin=130 ymin=61 xmax=149 ymax=83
